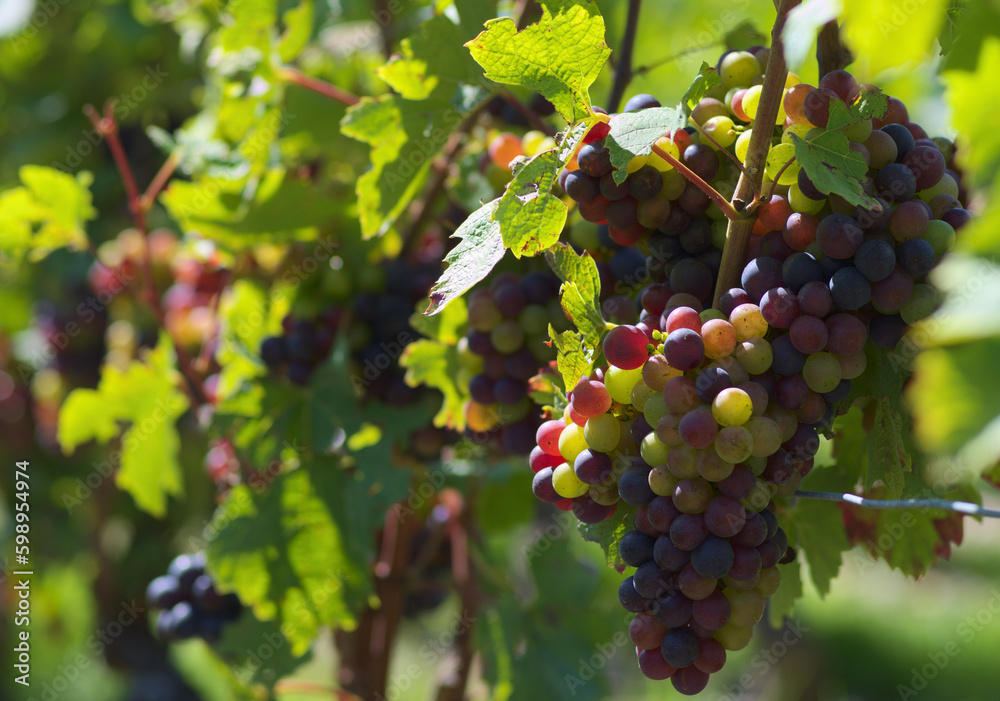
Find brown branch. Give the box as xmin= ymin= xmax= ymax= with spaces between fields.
xmin=634 ymin=42 xmax=724 ymax=76
xmin=434 ymin=489 xmax=479 ymax=701
xmin=85 ymin=102 xmax=210 ymax=408
xmin=712 ymin=0 xmax=799 ymax=307
xmin=687 ymin=117 xmax=755 ymax=190
xmin=817 ymin=21 xmax=852 ymax=78
xmin=652 ymin=143 xmax=741 ymax=221
xmin=280 ymin=67 xmax=360 ymax=106
xmin=141 ymin=154 xmax=178 ymax=210
xmin=607 ymin=0 xmax=642 ymax=112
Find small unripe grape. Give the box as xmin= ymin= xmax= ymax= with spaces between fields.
xmin=712 ymin=387 xmax=753 ymax=427
xmin=552 ymin=462 xmax=589 ymax=498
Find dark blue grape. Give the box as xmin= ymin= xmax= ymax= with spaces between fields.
xmin=829 ymin=267 xmax=872 ymax=310
xmin=854 ymin=239 xmax=896 ymax=282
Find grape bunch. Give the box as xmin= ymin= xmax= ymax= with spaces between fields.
xmin=146 ymin=552 xmax=243 ymax=643
xmin=461 ymin=270 xmax=568 ymax=455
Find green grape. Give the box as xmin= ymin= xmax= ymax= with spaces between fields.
xmin=924 ymin=219 xmax=956 ymax=256
xmin=843 ymin=117 xmax=873 ymax=143
xmin=900 ymin=284 xmax=940 ymax=325
xmin=648 ymin=465 xmax=679 ymax=496
xmin=518 ymin=304 xmax=549 ymax=337
xmin=722 ymin=574 xmax=759 ymax=591
xmin=696 ymin=449 xmax=735 ymax=481
xmin=643 ymin=392 xmax=669 ymax=428
xmin=742 ymin=478 xmax=772 ymax=511
xmin=729 ymin=303 xmax=768 ymax=341
xmin=788 ymin=182 xmax=826 ymax=214
xmin=491 ymin=319 xmax=524 ymax=354
xmin=918 ymin=173 xmax=960 ymax=202
xmin=765 ymin=143 xmax=800 ymax=185
xmin=739 ymin=84 xmax=761 ymax=118
xmin=715 ymin=425 xmax=754 ymax=463
xmin=552 ymin=462 xmax=589 ymax=498
xmin=712 ymin=387 xmax=754 ymax=427
xmin=558 ymin=423 xmax=588 ymax=464
xmin=631 ymin=379 xmax=655 ymax=411
xmin=781 ymin=123 xmax=812 ymax=144
xmin=733 ymin=337 xmax=773 ymax=375
xmin=640 ymin=432 xmax=671 ymax=467
xmin=726 ymin=589 xmax=767 ymax=627
xmin=711 ymin=220 xmax=728 ymax=250
xmin=606 ymin=365 xmax=643 ymax=404
xmin=735 ymin=129 xmax=753 ymax=162
xmin=584 ymin=413 xmax=621 ymax=453
xmin=747 ymin=416 xmax=782 ymax=457
xmin=755 ymin=566 xmax=782 ymax=596
xmin=720 ymin=50 xmax=762 ymax=88
xmin=589 ymin=478 xmax=620 ymax=505
xmin=661 ymin=168 xmax=687 ymax=199
xmin=715 ymin=624 xmax=754 ymax=651
xmin=802 ymin=352 xmax=842 ymax=393
xmin=702 ymin=115 xmax=738 ymax=149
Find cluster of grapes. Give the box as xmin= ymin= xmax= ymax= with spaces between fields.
xmin=461 ymin=270 xmax=567 ymax=455
xmin=146 ymin=552 xmax=243 ymax=643
xmin=559 ymin=98 xmax=735 ymax=318
xmin=524 ymin=46 xmax=973 ymax=692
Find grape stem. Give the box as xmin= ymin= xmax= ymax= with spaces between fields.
xmin=279 ymin=67 xmax=360 ymax=106
xmin=606 ymin=0 xmax=642 ymax=112
xmin=633 ymin=42 xmax=725 ymax=77
xmin=651 ymin=144 xmax=742 ymax=221
xmin=712 ymin=0 xmax=801 ymax=308
xmin=84 ymin=101 xmax=210 ymax=408
xmin=766 ymin=155 xmax=798 ymax=201
xmin=686 ymin=117 xmax=757 ymax=191
xmin=796 ymin=491 xmax=1000 ymax=519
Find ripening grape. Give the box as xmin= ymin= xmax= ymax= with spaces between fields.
xmin=712 ymin=388 xmax=753 ymax=427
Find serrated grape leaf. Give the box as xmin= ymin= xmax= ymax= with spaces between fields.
xmin=210 ymin=608 xmax=305 ymax=686
xmin=160 ymin=173 xmax=343 ymax=250
xmin=377 ymin=15 xmax=483 ymax=100
xmin=495 ymin=149 xmax=568 ymax=257
xmin=682 ymin=63 xmax=723 ymax=112
xmin=205 ymin=467 xmax=371 ymax=657
xmin=465 ymin=0 xmax=610 ymax=123
xmin=400 ymin=339 xmax=467 ymax=431
xmin=0 ymin=166 xmax=94 ymax=262
xmin=425 ymin=199 xmax=506 ymax=316
xmin=605 ymin=107 xmax=687 ymax=184
xmin=578 ymin=502 xmax=635 ymax=571
xmin=838 ymin=499 xmax=949 ymax=579
xmin=544 ymin=243 xmax=605 ymax=348
xmin=58 ymin=338 xmax=189 ymax=517
xmin=783 ymin=501 xmax=849 ymax=597
xmin=549 ymin=326 xmax=594 ymax=393
xmin=277 ymin=0 xmax=312 ymax=62
xmin=790 ymin=104 xmax=878 ymax=209
xmin=842 ymin=344 xmax=916 ymax=498
xmin=944 ymin=38 xmax=1000 ymax=187
xmin=782 ymin=0 xmax=841 ymax=70
xmin=410 ymin=294 xmax=468 ymax=345
xmin=768 ymin=559 xmax=802 ymax=627
xmin=941 ymin=1 xmax=1000 ymax=72
xmin=342 ymin=12 xmax=488 ymax=238
xmin=841 ymin=0 xmax=949 ymax=76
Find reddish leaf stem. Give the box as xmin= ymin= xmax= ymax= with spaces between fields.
xmin=651 ymin=143 xmax=741 ymax=221
xmin=280 ymin=67 xmax=360 ymax=106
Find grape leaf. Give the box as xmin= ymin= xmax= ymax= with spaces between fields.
xmin=465 ymin=0 xmax=610 ymax=123
xmin=838 ymin=498 xmax=950 ymax=579
xmin=841 ymin=0 xmax=950 ymax=76
xmin=577 ymin=502 xmax=635 ymax=571
xmin=0 ymin=166 xmax=94 ymax=262
xmin=410 ymin=294 xmax=468 ymax=346
xmin=790 ymin=101 xmax=880 ymax=209
xmin=604 ymin=107 xmax=687 ymax=184
xmin=400 ymin=339 xmax=468 ymax=431
xmin=767 ymin=558 xmax=802 ymax=627
xmin=842 ymin=344 xmax=916 ymax=498
xmin=205 ymin=466 xmax=372 ymax=657
xmin=377 ymin=14 xmax=484 ymax=100
xmin=58 ymin=338 xmax=189 ymax=517
xmin=782 ymin=0 xmax=841 ymax=70
xmin=944 ymin=38 xmax=1000 ymax=188
xmin=682 ymin=63 xmax=723 ymax=112
xmin=161 ymin=173 xmax=343 ymax=250
xmin=277 ymin=0 xmax=313 ymax=63
xmin=724 ymin=20 xmax=767 ymax=50
xmin=783 ymin=500 xmax=849 ymax=597
xmin=425 ymin=199 xmax=506 ymax=315
xmin=495 ymin=149 xmax=568 ymax=257
xmin=545 ymin=243 xmax=605 ymax=348
xmin=549 ymin=326 xmax=594 ymax=393
xmin=940 ymin=1 xmax=1000 ymax=72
